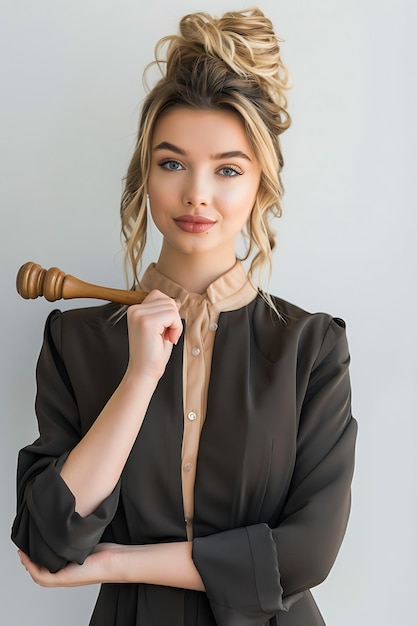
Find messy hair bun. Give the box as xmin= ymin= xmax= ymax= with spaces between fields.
xmin=162 ymin=9 xmax=290 ymax=134
xmin=121 ymin=8 xmax=291 ymax=303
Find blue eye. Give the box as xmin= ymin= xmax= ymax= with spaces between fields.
xmin=160 ymin=160 xmax=183 ymax=171
xmin=219 ymin=167 xmax=241 ymax=177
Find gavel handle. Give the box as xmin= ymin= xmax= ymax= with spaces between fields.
xmin=16 ymin=262 xmax=147 ymax=305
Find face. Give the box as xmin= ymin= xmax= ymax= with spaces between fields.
xmin=147 ymin=107 xmax=261 ymax=262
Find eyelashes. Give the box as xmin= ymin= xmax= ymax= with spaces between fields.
xmin=157 ymin=159 xmax=243 ymax=177
xmin=158 ymin=159 xmax=184 ymax=171
xmin=218 ymin=166 xmax=243 ymax=177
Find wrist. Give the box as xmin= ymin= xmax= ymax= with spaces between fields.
xmin=124 ymin=363 xmax=166 ymax=385
xmin=120 ymin=368 xmax=159 ymax=396
xmin=112 ymin=548 xmax=129 ymax=583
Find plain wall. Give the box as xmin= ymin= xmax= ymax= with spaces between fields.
xmin=1 ymin=0 xmax=415 ymax=624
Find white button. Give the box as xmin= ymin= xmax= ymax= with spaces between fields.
xmin=187 ymin=411 xmax=197 ymax=421
xmin=209 ymin=322 xmax=218 ymax=331
xmin=183 ymin=463 xmax=192 ymax=472
xmin=191 ymin=347 xmax=201 ymax=356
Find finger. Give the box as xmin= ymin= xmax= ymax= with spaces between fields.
xmin=140 ymin=289 xmax=181 ymax=307
xmin=128 ymin=302 xmax=183 ymax=345
xmin=164 ymin=322 xmax=182 ymax=345
xmin=127 ymin=301 xmax=180 ymax=326
xmin=18 ymin=550 xmax=30 ymax=570
xmin=18 ymin=551 xmax=49 ymax=585
xmin=131 ymin=290 xmax=182 ymax=317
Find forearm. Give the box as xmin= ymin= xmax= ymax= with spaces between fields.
xmin=18 ymin=541 xmax=205 ymax=591
xmin=60 ymin=372 xmax=158 ymax=517
xmin=115 ymin=542 xmax=205 ymax=591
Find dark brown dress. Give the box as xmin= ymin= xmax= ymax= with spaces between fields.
xmin=11 ymin=294 xmax=357 ymax=625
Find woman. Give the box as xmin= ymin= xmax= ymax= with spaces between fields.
xmin=12 ymin=8 xmax=357 ymax=626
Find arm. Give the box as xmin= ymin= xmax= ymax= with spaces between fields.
xmin=19 ymin=541 xmax=204 ymax=591
xmin=191 ymin=317 xmax=357 ymax=625
xmin=12 ymin=291 xmax=182 ymax=571
xmin=60 ymin=290 xmax=182 ymax=517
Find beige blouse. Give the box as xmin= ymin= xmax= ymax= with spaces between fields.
xmin=140 ymin=260 xmax=257 ymax=538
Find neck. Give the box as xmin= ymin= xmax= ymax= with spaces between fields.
xmin=155 ymin=243 xmax=238 ymax=294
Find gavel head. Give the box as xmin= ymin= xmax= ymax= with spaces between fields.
xmin=16 ymin=262 xmax=66 ymax=301
xmin=16 ymin=262 xmax=46 ymax=299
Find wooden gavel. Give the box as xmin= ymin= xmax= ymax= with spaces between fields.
xmin=16 ymin=262 xmax=147 ymax=305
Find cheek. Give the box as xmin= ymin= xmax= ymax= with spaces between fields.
xmin=147 ymin=172 xmax=159 ymax=201
xmin=148 ymin=200 xmax=166 ymax=231
xmin=221 ymin=181 xmax=258 ymax=219
xmin=147 ymin=175 xmax=169 ymax=214
xmin=147 ymin=165 xmax=168 ymax=195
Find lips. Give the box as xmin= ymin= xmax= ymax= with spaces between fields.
xmin=174 ymin=215 xmax=216 ymax=234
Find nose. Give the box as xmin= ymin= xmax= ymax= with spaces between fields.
xmin=182 ymin=172 xmax=211 ymax=207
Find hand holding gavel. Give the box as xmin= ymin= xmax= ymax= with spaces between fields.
xmin=16 ymin=262 xmax=147 ymax=305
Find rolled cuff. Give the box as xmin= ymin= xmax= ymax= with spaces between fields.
xmin=24 ymin=454 xmax=120 ymax=571
xmin=193 ymin=524 xmax=302 ymax=626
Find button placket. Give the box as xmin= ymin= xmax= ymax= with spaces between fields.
xmin=180 ymin=300 xmax=222 ymax=538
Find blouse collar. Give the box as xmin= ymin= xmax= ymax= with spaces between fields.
xmin=139 ymin=260 xmax=257 ymax=316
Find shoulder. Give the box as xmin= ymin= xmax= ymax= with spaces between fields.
xmin=45 ymin=303 xmax=127 ymax=353
xmin=48 ymin=301 xmax=125 ymax=327
xmin=253 ymin=292 xmax=346 ymax=331
xmin=248 ymin=293 xmax=348 ymax=366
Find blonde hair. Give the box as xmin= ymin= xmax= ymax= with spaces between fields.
xmin=121 ymin=8 xmax=291 ymax=301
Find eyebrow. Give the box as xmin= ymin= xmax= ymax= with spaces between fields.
xmin=153 ymin=141 xmax=252 ymax=161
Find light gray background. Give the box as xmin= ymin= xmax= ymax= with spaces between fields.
xmin=1 ymin=0 xmax=416 ymax=624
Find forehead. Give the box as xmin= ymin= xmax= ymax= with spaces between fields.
xmin=152 ymin=107 xmax=255 ymax=157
